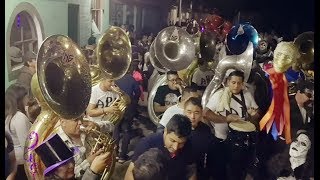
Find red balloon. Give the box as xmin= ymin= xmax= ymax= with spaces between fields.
xmin=221 ymin=21 xmax=233 ymax=38
xmin=205 ymin=15 xmax=224 ymax=32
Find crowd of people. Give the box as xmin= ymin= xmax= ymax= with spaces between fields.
xmin=5 ymin=17 xmax=314 ymax=180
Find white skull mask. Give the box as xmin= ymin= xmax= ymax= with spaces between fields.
xmin=289 ymin=134 xmax=311 ymax=158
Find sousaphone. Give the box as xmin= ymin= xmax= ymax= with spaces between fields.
xmin=202 ymin=42 xmax=254 ymax=107
xmin=24 ymin=35 xmax=91 ymax=180
xmin=148 ymin=26 xmax=195 ymax=125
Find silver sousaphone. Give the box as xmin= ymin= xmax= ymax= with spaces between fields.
xmin=202 ymin=42 xmax=254 ymax=108
xmin=148 ymin=26 xmax=195 ymax=125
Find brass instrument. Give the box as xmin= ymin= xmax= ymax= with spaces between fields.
xmin=80 ymin=126 xmax=116 ymax=180
xmin=90 ymin=26 xmax=132 ymax=125
xmin=96 ymin=26 xmax=132 ymax=80
xmin=147 ymin=74 xmax=167 ymax=124
xmin=101 ymin=85 xmax=131 ymax=125
xmin=147 ymin=26 xmax=196 ymax=125
xmin=202 ymin=42 xmax=254 ymax=107
xmin=154 ymin=26 xmax=195 ymax=71
xmin=24 ymin=35 xmax=92 ymax=179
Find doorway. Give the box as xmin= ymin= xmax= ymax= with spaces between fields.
xmin=68 ymin=4 xmax=79 ymax=44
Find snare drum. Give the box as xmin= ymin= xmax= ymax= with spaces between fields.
xmin=227 ymin=120 xmax=257 ymax=148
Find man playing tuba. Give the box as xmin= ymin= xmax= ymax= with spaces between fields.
xmin=86 ymin=77 xmax=121 ymax=133
xmin=56 ymin=114 xmax=105 ymax=178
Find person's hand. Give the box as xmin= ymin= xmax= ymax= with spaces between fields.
xmin=83 ymin=121 xmax=99 ymax=132
xmin=87 ymin=148 xmax=104 ymax=164
xmin=226 ymin=114 xmax=242 ymax=122
xmin=247 ymin=107 xmax=258 ymax=116
xmin=103 ymin=106 xmax=120 ymax=114
xmin=90 ymin=152 xmax=112 ymax=174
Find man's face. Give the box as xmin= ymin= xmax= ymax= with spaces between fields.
xmin=102 ymin=79 xmax=115 ymax=90
xmin=184 ymin=103 xmax=202 ymax=128
xmin=258 ymin=41 xmax=268 ymax=53
xmin=227 ymin=76 xmax=244 ymax=94
xmin=289 ymin=134 xmax=311 ymax=158
xmin=296 ymin=89 xmax=314 ymax=108
xmin=54 ymin=161 xmax=75 ymax=179
xmin=61 ymin=118 xmax=82 ymax=137
xmin=167 ymin=74 xmax=179 ymax=90
xmin=163 ymin=130 xmax=187 ymax=154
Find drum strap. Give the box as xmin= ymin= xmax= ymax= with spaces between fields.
xmin=231 ymin=91 xmax=248 ymax=118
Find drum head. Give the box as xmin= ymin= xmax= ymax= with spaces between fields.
xmin=229 ymin=120 xmax=256 ymax=132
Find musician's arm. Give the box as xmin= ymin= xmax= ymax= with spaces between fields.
xmin=86 ymin=103 xmax=104 ymax=117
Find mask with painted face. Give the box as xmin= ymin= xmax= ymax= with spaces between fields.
xmin=289 ymin=133 xmax=311 ymax=158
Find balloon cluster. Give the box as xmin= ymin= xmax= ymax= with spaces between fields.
xmin=205 ymin=15 xmax=233 ymax=39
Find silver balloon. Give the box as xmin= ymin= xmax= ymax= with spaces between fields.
xmin=147 ymin=74 xmax=167 ymax=125
xmin=202 ymin=42 xmax=254 ymax=107
xmin=154 ymin=26 xmax=195 ymax=70
xmin=149 ymin=41 xmax=168 ymax=73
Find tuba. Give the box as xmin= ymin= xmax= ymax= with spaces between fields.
xmin=148 ymin=26 xmax=195 ymax=124
xmin=91 ymin=26 xmax=132 ymax=125
xmin=101 ymin=85 xmax=131 ymax=125
xmin=24 ymin=35 xmax=92 ymax=179
xmin=80 ymin=125 xmax=116 ymax=180
xmin=202 ymin=42 xmax=254 ymax=107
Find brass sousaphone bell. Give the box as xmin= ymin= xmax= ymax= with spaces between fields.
xmin=24 ymin=35 xmax=92 ymax=179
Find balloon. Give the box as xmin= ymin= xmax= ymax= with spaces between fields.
xmin=205 ymin=15 xmax=224 ymax=32
xmin=226 ymin=25 xmax=249 ymax=55
xmin=221 ymin=21 xmax=232 ymax=38
xmin=200 ymin=30 xmax=218 ymax=61
xmin=226 ymin=23 xmax=259 ymax=55
xmin=285 ymin=68 xmax=305 ymax=82
xmin=242 ymin=23 xmax=259 ymax=48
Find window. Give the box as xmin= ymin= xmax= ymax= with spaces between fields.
xmin=10 ymin=11 xmax=38 ymax=71
xmin=91 ymin=0 xmax=104 ymax=33
xmin=6 ymin=2 xmax=44 ymax=81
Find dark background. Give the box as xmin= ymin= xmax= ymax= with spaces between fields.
xmin=186 ymin=0 xmax=314 ymax=40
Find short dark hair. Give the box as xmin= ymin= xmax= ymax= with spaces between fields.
xmin=296 ymin=79 xmax=313 ymax=93
xmin=182 ymin=86 xmax=197 ymax=97
xmin=227 ymin=70 xmax=245 ymax=81
xmin=184 ymin=97 xmax=202 ymax=109
xmin=165 ymin=114 xmax=192 ymax=138
xmin=133 ymin=148 xmax=169 ymax=180
xmin=167 ymin=71 xmax=178 ymax=77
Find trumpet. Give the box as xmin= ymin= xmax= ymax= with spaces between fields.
xmin=80 ymin=125 xmax=116 ymax=180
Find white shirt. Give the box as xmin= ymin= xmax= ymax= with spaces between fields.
xmin=206 ymin=89 xmax=258 ymax=140
xmin=88 ymin=83 xmax=119 ymax=133
xmin=159 ymin=104 xmax=184 ymax=127
xmin=57 ymin=127 xmax=89 ymax=178
xmin=5 ymin=111 xmax=32 ymax=164
xmin=192 ymin=68 xmax=214 ymax=87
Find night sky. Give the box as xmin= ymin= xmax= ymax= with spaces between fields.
xmin=193 ymin=0 xmax=314 ymax=39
